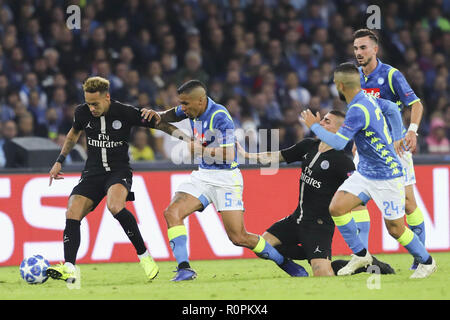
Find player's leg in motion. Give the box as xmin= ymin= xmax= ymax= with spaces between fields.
xmin=329 ymin=191 xmax=373 ymax=275
xmin=404 ymin=184 xmax=426 ymax=269
xmin=384 ymin=217 xmax=435 ymax=278
xmin=47 ymin=195 xmax=92 ymax=282
xmin=164 ymin=192 xmax=203 ymax=281
xmin=107 ymin=184 xmax=159 ymax=280
xmin=221 ymin=211 xmax=308 ymax=277
xmin=351 ymin=205 xmax=371 ymax=248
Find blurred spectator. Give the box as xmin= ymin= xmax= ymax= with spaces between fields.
xmin=0 ymin=0 xmax=444 ymax=161
xmin=426 ymin=117 xmax=450 ymax=154
xmin=129 ymin=128 xmax=155 ymax=162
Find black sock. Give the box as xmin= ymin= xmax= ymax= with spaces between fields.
xmin=114 ymin=208 xmax=147 ymax=255
xmin=178 ymin=262 xmax=191 ymax=269
xmin=423 ymin=255 xmax=433 ymax=265
xmin=355 ymin=248 xmax=367 ymax=257
xmin=64 ymin=219 xmax=81 ymax=265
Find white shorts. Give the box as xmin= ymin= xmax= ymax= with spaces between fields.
xmin=177 ymin=168 xmax=244 ymax=212
xmin=353 ymin=150 xmax=415 ymax=186
xmin=338 ymin=171 xmax=405 ymax=220
xmin=399 ymin=151 xmax=416 ymax=186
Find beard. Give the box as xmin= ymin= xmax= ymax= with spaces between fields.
xmin=338 ymin=91 xmax=346 ymax=102
xmin=357 ymin=56 xmax=372 ymax=67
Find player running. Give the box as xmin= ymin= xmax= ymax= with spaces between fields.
xmin=237 ymin=110 xmax=394 ymax=276
xmin=352 ymin=29 xmax=426 ymax=270
xmin=47 ymin=76 xmax=189 ymax=283
xmin=141 ymin=80 xmax=307 ymax=281
xmin=301 ymin=63 xmax=436 ymax=279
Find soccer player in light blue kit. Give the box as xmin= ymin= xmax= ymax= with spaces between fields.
xmin=141 ymin=80 xmax=307 ymax=281
xmin=301 ymin=63 xmax=436 ymax=278
xmin=352 ymin=29 xmax=426 ymax=270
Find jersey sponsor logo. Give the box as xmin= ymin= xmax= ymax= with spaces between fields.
xmin=193 ymin=128 xmax=207 ymax=146
xmin=87 ymin=133 xmax=125 ymax=148
xmin=112 ymin=120 xmax=122 ymax=130
xmin=362 ymin=88 xmax=380 ymax=98
xmin=300 ymin=167 xmax=322 ymax=189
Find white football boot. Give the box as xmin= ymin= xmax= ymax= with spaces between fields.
xmin=337 ymin=251 xmax=373 ymax=276
xmin=410 ymin=257 xmax=437 ymax=279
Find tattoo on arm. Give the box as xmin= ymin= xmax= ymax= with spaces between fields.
xmin=155 ymin=121 xmax=192 ymax=142
xmin=160 ymin=108 xmax=183 ymax=123
xmin=60 ymin=128 xmax=81 ymax=156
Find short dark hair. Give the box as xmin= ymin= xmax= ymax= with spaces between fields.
xmin=329 ymin=109 xmax=346 ymax=118
xmin=177 ymin=79 xmax=207 ymax=95
xmin=334 ymin=62 xmax=359 ymax=75
xmin=353 ymin=28 xmax=378 ymax=44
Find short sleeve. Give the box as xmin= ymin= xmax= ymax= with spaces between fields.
xmin=175 ymin=105 xmax=188 ymax=119
xmin=392 ymin=70 xmax=420 ymax=106
xmin=335 ymin=154 xmax=356 ymax=181
xmin=72 ymin=106 xmax=85 ymax=131
xmin=337 ymin=106 xmax=366 ymax=141
xmin=280 ymin=139 xmax=315 ymax=163
xmin=127 ymin=105 xmax=157 ymax=128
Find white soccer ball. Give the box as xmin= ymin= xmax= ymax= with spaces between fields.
xmin=20 ymin=255 xmax=50 ymax=284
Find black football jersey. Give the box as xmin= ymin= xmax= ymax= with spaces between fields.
xmin=281 ymin=138 xmax=355 ymax=225
xmin=72 ymin=100 xmax=156 ymax=177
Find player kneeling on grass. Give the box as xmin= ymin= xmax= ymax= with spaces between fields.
xmin=238 ymin=110 xmax=394 ymax=276
xmin=47 ymin=76 xmax=190 ymax=283
xmin=141 ymin=80 xmax=307 ymax=281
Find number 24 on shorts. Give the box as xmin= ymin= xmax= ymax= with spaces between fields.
xmin=383 ymin=200 xmax=401 ymax=216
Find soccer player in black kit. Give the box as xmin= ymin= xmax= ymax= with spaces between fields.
xmin=239 ymin=110 xmax=394 ymax=276
xmin=47 ymin=76 xmax=189 ymax=283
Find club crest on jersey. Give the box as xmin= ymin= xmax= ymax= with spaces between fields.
xmin=320 ymin=160 xmax=329 ymax=170
xmin=362 ymin=88 xmax=380 ymax=98
xmin=112 ymin=120 xmax=122 ymax=130
xmin=377 ymin=77 xmax=384 ymax=85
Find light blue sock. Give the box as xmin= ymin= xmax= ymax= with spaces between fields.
xmin=398 ymin=228 xmax=430 ymax=263
xmin=332 ymin=214 xmax=366 ymax=254
xmin=168 ymin=226 xmax=189 ymax=265
xmin=252 ymin=236 xmax=285 ymax=265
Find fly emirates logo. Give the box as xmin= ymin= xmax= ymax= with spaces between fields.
xmin=300 ymin=167 xmax=322 ymax=189
xmin=87 ymin=133 xmax=124 ymax=148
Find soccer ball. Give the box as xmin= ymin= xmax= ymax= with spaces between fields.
xmin=20 ymin=255 xmax=50 ymax=284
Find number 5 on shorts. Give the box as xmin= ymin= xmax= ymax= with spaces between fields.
xmin=225 ymin=192 xmax=232 ymax=207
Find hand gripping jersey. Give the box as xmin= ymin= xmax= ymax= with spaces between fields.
xmin=72 ymin=100 xmax=156 ymax=177
xmin=175 ymin=97 xmax=238 ymax=170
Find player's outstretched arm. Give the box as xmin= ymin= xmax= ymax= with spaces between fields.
xmin=154 ymin=121 xmax=193 ymax=143
xmin=49 ymin=127 xmax=82 ymax=186
xmin=236 ymin=141 xmax=284 ymax=164
xmin=141 ymin=107 xmax=183 ymax=123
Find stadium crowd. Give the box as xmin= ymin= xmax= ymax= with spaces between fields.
xmin=0 ymin=0 xmax=448 ymax=167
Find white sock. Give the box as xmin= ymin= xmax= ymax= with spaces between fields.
xmin=64 ymin=262 xmax=76 ymax=272
xmin=138 ymin=250 xmax=150 ymax=260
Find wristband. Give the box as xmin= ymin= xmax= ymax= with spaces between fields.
xmin=408 ymin=123 xmax=419 ymax=136
xmin=56 ymin=154 xmax=66 ymax=164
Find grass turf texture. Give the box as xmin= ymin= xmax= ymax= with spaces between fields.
xmin=1 ymin=252 xmax=448 ymax=300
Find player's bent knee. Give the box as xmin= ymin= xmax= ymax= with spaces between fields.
xmin=107 ymin=203 xmax=125 ymax=215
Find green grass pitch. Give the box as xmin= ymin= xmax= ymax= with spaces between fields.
xmin=1 ymin=252 xmax=449 ymax=300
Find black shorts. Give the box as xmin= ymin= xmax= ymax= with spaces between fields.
xmin=70 ymin=170 xmax=135 ymax=211
xmin=266 ymin=213 xmax=334 ymax=262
